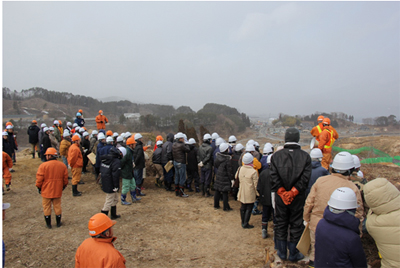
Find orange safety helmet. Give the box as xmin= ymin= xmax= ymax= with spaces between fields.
xmin=88 ymin=213 xmax=116 ymax=237
xmin=32 ymin=120 xmax=37 ymax=124
xmin=44 ymin=147 xmax=58 ymax=156
xmin=126 ymin=137 xmax=137 ymax=145
xmin=58 ymin=120 xmax=62 ymax=125
xmin=83 ymin=127 xmax=87 ymax=131
xmin=156 ymin=135 xmax=163 ymax=141
xmin=78 ymin=109 xmax=83 ymax=113
xmin=317 ymin=115 xmax=324 ymax=122
xmin=106 ymin=130 xmax=113 ymax=136
xmin=322 ymin=118 xmax=331 ymax=126
xmin=99 ymin=110 xmax=103 ymax=114
xmin=72 ymin=135 xmax=81 ymax=142
xmin=5 ymin=122 xmax=13 ymax=127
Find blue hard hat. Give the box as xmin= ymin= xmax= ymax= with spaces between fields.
xmin=76 ymin=112 xmax=82 ymax=116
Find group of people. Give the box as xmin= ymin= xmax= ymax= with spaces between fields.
xmin=3 ymin=111 xmax=399 ymax=268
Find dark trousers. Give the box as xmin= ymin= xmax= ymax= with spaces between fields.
xmin=200 ymin=167 xmax=212 ymax=186
xmin=240 ymin=203 xmax=254 ymax=212
xmin=163 ymin=163 xmax=174 ymax=183
xmin=214 ymin=191 xmax=229 ymax=209
xmin=82 ymin=154 xmax=88 ymax=172
xmin=262 ymin=205 xmax=275 ymax=224
xmin=186 ymin=169 xmax=200 ymax=187
xmin=274 ymin=192 xmax=305 ymax=243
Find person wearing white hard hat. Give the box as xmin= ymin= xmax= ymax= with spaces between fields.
xmin=228 ymin=135 xmax=237 ymax=154
xmin=100 ymin=147 xmax=126 ymax=219
xmin=303 ymin=151 xmax=364 ymax=267
xmin=49 ymin=127 xmax=60 ymax=153
xmin=2 ymin=131 xmax=13 ymax=159
xmin=27 ymin=120 xmax=40 ymax=159
xmin=115 ymin=136 xmax=124 ymax=148
xmin=271 ymin=127 xmax=312 ymax=262
xmin=260 ymin=143 xmax=274 ymax=172
xmin=41 ymin=127 xmax=52 ymax=162
xmin=38 ymin=123 xmax=47 ymax=159
xmin=350 ymin=155 xmax=367 ymax=190
xmin=89 ymin=130 xmax=98 ymax=155
xmin=132 ymin=133 xmax=146 ymax=197
xmin=60 ymin=131 xmax=72 ymax=169
xmin=81 ymin=132 xmax=91 ymax=174
xmin=66 ymin=122 xmax=73 ymax=132
xmin=186 ymin=138 xmax=200 ymax=192
xmin=305 ymin=148 xmax=329 ymax=197
xmin=53 ymin=120 xmax=61 ymax=142
xmin=172 ymin=132 xmax=190 ymax=197
xmin=257 ymin=154 xmax=275 ymax=239
xmin=211 ymin=132 xmax=219 ymax=154
xmin=198 ymin=133 xmax=214 ymax=197
xmin=152 ymin=140 xmax=164 ymax=188
xmin=161 ymin=133 xmax=175 ymax=191
xmin=237 ymin=153 xmax=259 ymax=229
xmin=314 ymin=187 xmax=367 ymax=268
xmin=95 ymin=133 xmax=107 ymax=181
xmin=213 ymin=143 xmax=234 ymax=211
xmin=230 ymin=143 xmax=244 ymax=200
xmin=5 ymin=125 xmax=18 ymax=164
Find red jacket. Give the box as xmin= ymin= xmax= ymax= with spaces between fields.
xmin=75 ymin=237 xmax=126 ymax=268
xmin=36 ymin=159 xmax=68 ymax=198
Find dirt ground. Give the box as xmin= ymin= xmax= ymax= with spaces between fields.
xmin=3 ymin=135 xmax=399 ymax=268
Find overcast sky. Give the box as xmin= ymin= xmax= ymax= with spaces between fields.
xmin=3 ymin=1 xmax=400 ymax=122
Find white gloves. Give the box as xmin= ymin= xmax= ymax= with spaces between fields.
xmin=198 ymin=161 xmax=204 ymax=167
xmin=271 ymin=192 xmax=276 ymax=210
xmin=83 ymin=149 xmax=88 ymax=153
xmin=113 ymin=188 xmax=119 ymax=192
xmin=303 ymin=221 xmax=308 ymax=226
xmin=357 ymin=170 xmax=364 ymax=178
xmin=231 ymin=180 xmax=234 ymax=187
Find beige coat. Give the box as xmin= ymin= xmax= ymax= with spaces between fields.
xmin=236 ymin=165 xmax=258 ymax=204
xmin=364 ymin=178 xmax=400 ymax=268
xmin=304 ymin=173 xmax=364 ymax=233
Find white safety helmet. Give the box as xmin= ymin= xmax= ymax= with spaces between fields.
xmin=116 ymin=136 xmax=124 ymax=142
xmin=118 ymin=147 xmax=127 ymax=157
xmin=219 ymin=143 xmax=229 ymax=153
xmin=125 ymin=132 xmax=132 ymax=138
xmin=352 ymin=155 xmax=361 ymax=168
xmin=79 ymin=128 xmax=85 ymax=133
xmin=49 ymin=127 xmax=54 ymax=131
xmin=267 ymin=154 xmax=273 ymax=164
xmin=75 ymin=126 xmax=80 ymax=132
xmin=134 ymin=133 xmax=142 ymax=140
xmin=43 ymin=127 xmax=49 ymax=132
xmin=67 ymin=122 xmax=72 ymax=127
xmin=310 ymin=148 xmax=323 ymax=159
xmin=235 ymin=143 xmax=244 ymax=152
xmin=53 ymin=120 xmax=59 ymax=125
xmin=92 ymin=130 xmax=98 ymax=135
xmin=156 ymin=140 xmax=164 ymax=146
xmin=64 ymin=129 xmax=70 ymax=133
xmin=247 ymin=139 xmax=255 ymax=146
xmin=188 ymin=138 xmax=196 ymax=145
xmin=254 ymin=142 xmax=260 ymax=148
xmin=332 ymin=152 xmax=354 ymax=172
xmin=328 ymin=187 xmax=358 ymax=210
xmin=216 ymin=137 xmax=224 ymax=147
xmin=176 ymin=132 xmax=185 ymax=139
xmin=63 ymin=132 xmax=70 ymax=138
xmin=243 ymin=153 xmax=254 ymax=165
xmin=263 ymin=143 xmax=273 ymax=154
xmin=245 ymin=144 xmax=255 ymax=152
xmin=228 ymin=135 xmax=237 ymax=143
xmin=113 ymin=132 xmax=119 ymax=138
xmin=82 ymin=132 xmax=89 ymax=137
xmin=97 ymin=133 xmax=106 ymax=140
xmin=106 ymin=136 xmax=114 ymax=143
xmin=203 ymin=133 xmax=212 ymax=141
xmin=73 ymin=123 xmax=78 ymax=128
xmin=183 ymin=134 xmax=187 ymax=140
xmin=40 ymin=123 xmax=47 ymax=128
xmin=211 ymin=132 xmax=219 ymax=140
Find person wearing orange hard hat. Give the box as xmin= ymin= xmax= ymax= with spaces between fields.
xmin=36 ymin=147 xmax=68 ymax=229
xmin=68 ymin=134 xmax=84 ymax=196
xmin=27 ymin=120 xmax=40 ymax=158
xmin=153 ymin=135 xmax=163 ymax=151
xmin=75 ymin=213 xmax=126 ymax=268
xmin=310 ymin=115 xmax=325 ymax=143
xmin=95 ymin=110 xmax=109 ymax=131
xmin=318 ymin=118 xmax=339 ymax=170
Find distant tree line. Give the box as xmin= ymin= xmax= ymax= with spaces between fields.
xmin=362 ymin=115 xmax=398 ymax=126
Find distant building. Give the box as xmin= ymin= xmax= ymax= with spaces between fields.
xmin=124 ymin=113 xmax=141 ymax=122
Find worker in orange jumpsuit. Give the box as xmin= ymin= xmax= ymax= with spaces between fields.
xmin=57 ymin=120 xmax=64 ymax=140
xmin=95 ymin=110 xmax=109 ymax=131
xmin=68 ymin=135 xmax=83 ymax=196
xmin=2 ymin=151 xmax=13 ymax=191
xmin=310 ymin=115 xmax=325 ymax=144
xmin=36 ymin=148 xmax=68 ymax=228
xmin=75 ymin=213 xmax=126 ymax=268
xmin=318 ymin=118 xmax=339 ymax=170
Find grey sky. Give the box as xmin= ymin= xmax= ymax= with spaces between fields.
xmin=3 ymin=1 xmax=400 ymax=122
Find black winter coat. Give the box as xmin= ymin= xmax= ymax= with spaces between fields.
xmin=214 ymin=152 xmax=234 ymax=192
xmin=231 ymin=151 xmax=241 ymax=174
xmin=257 ymin=168 xmax=272 ymax=206
xmin=133 ymin=140 xmax=145 ymax=170
xmin=27 ymin=124 xmax=40 ymax=144
xmin=161 ymin=133 xmax=174 ymax=164
xmin=172 ymin=141 xmax=190 ymax=164
xmin=186 ymin=145 xmax=198 ymax=171
xmin=81 ymin=138 xmax=90 ymax=156
xmin=100 ymin=147 xmax=122 ymax=193
xmin=42 ymin=134 xmax=52 ymax=155
xmin=152 ymin=146 xmax=162 ymax=164
xmin=270 ymin=144 xmax=312 ymax=193
xmin=3 ymin=139 xmax=13 ymax=157
xmin=7 ymin=132 xmax=17 ymax=151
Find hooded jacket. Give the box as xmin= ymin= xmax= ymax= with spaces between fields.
xmin=198 ymin=142 xmax=213 ymax=169
xmin=120 ymin=146 xmax=134 ymax=180
xmin=315 ymin=207 xmax=367 ymax=268
xmin=27 ymin=124 xmax=40 ymax=144
xmin=306 ymin=161 xmax=329 ymax=197
xmin=186 ymin=145 xmax=199 ymax=171
xmin=364 ymin=178 xmax=400 ymax=268
xmin=152 ymin=146 xmax=163 ymax=165
xmin=3 ymin=138 xmax=13 ymax=157
xmin=60 ymin=138 xmax=71 ymax=157
xmin=132 ymin=140 xmax=145 ymax=170
xmin=53 ymin=125 xmax=61 ymax=142
xmin=257 ymin=168 xmax=272 ymax=206
xmin=74 ymin=117 xmax=85 ymax=127
xmin=42 ymin=133 xmax=52 ymax=156
xmin=36 ymin=158 xmax=68 ymax=199
xmin=100 ymin=147 xmax=122 ymax=193
xmin=214 ymin=152 xmax=234 ymax=192
xmin=161 ymin=133 xmax=174 ymax=164
xmin=172 ymin=140 xmax=190 ymax=164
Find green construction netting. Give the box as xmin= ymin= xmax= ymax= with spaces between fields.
xmin=333 ymin=146 xmax=400 ymax=166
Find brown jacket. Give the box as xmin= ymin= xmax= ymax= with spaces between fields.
xmin=36 ymin=159 xmax=68 ymax=199
xmin=60 ymin=139 xmax=71 ymax=157
xmin=304 ymin=173 xmax=364 ymax=233
xmin=172 ymin=141 xmax=190 ymax=164
xmin=68 ymin=143 xmax=83 ymax=168
xmin=236 ymin=165 xmax=259 ymax=204
xmin=75 ymin=237 xmax=126 ymax=268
